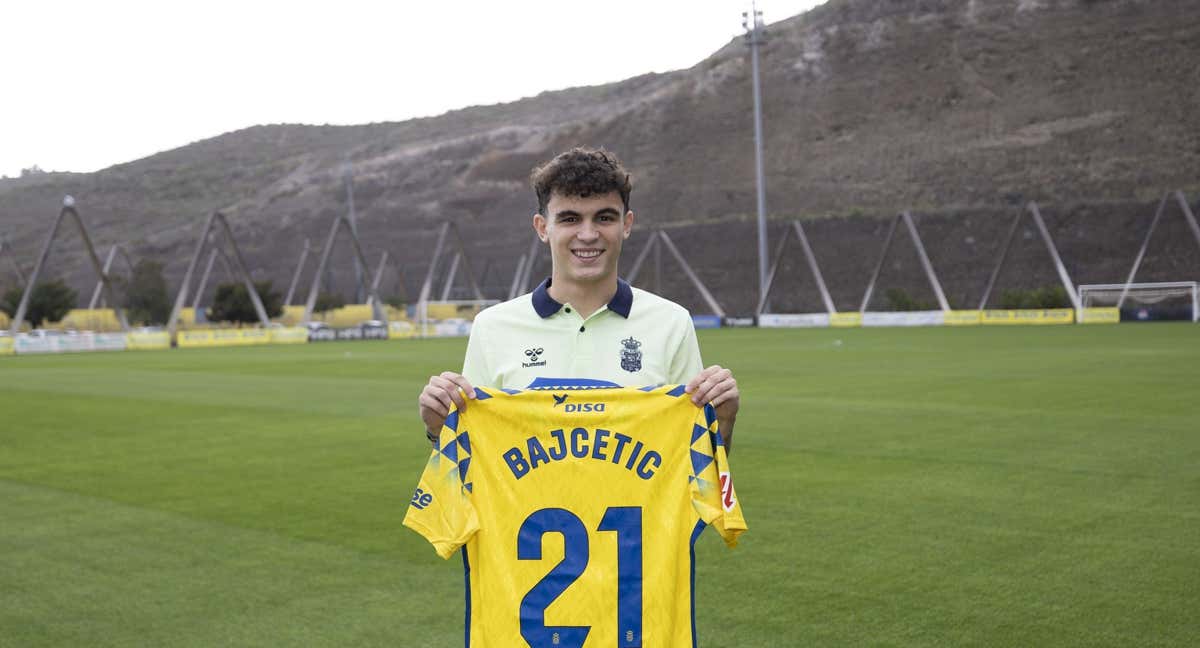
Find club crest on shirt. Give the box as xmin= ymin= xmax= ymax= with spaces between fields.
xmin=619 ymin=337 xmax=642 ymax=372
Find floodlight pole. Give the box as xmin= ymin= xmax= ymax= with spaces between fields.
xmin=744 ymin=3 xmax=770 ymax=311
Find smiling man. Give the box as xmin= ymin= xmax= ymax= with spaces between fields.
xmin=417 ymin=147 xmax=740 ymax=450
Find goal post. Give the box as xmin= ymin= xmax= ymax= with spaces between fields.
xmin=1078 ymin=282 xmax=1198 ymax=322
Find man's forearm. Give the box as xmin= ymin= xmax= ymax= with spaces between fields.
xmin=719 ymin=415 xmax=736 ymax=454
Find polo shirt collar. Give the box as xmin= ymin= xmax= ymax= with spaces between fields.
xmin=532 ymin=278 xmax=633 ymax=319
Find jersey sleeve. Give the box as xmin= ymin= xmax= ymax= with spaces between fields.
xmin=402 ymin=409 xmax=480 ymax=559
xmin=688 ymin=402 xmax=747 ymax=547
xmin=668 ymin=313 xmax=704 ymax=384
xmin=461 ymin=312 xmax=493 ymax=388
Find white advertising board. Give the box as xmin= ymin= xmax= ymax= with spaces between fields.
xmin=15 ymin=332 xmax=128 ymax=354
xmin=861 ymin=311 xmax=945 ymax=327
xmin=758 ymin=313 xmax=831 ymax=328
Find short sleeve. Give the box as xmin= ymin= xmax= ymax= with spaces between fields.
xmin=462 ymin=315 xmax=492 ymax=388
xmin=668 ymin=314 xmax=703 ymax=384
xmin=688 ymin=403 xmax=747 ymax=547
xmin=402 ymin=410 xmax=481 ymax=559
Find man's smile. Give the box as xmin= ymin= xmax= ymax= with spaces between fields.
xmin=572 ymin=249 xmax=604 ymax=260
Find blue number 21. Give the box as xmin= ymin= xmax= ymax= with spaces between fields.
xmin=517 ymin=507 xmax=643 ymax=647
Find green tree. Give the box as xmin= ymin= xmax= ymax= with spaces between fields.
xmin=998 ymin=286 xmax=1070 ymax=309
xmin=208 ymin=281 xmax=283 ymax=324
xmin=123 ymin=259 xmax=171 ymax=325
xmin=0 ymin=279 xmax=77 ymax=327
xmin=885 ymin=288 xmax=934 ymax=311
xmin=314 ymin=291 xmax=346 ymax=313
xmin=0 ymin=285 xmax=20 ymax=318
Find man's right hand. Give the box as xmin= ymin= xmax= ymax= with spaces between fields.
xmin=418 ymin=371 xmax=475 ymax=438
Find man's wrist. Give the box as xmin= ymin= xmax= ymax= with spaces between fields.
xmin=425 ymin=427 xmax=439 ymax=447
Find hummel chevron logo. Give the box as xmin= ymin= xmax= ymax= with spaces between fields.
xmin=523 ymin=347 xmax=547 ymax=368
xmin=553 ymin=394 xmax=568 ymax=407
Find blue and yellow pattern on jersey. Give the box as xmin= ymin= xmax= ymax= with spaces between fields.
xmin=403 ymin=379 xmax=747 ymax=647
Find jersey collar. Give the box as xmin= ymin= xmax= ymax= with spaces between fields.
xmin=532 ymin=277 xmax=633 ymax=319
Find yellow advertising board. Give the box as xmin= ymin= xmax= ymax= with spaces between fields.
xmin=0 ymin=336 xmax=13 ymax=356
xmin=279 ymin=305 xmax=306 ymax=326
xmin=830 ymin=312 xmax=863 ymax=328
xmin=180 ymin=327 xmax=304 ymax=348
xmin=240 ymin=329 xmax=272 ymax=345
xmin=944 ymin=310 xmax=982 ymax=326
xmin=211 ymin=329 xmax=248 ymax=346
xmin=177 ymin=330 xmax=216 ymax=348
xmin=388 ymin=319 xmax=418 ymax=340
xmin=270 ymin=327 xmax=308 ymax=344
xmin=319 ymin=304 xmax=376 ymax=328
xmin=127 ymin=331 xmax=171 ymax=351
xmin=1079 ymin=307 xmax=1119 ymax=324
xmin=177 ymin=308 xmax=198 ymax=326
xmin=59 ymin=309 xmax=123 ymax=332
xmin=982 ymin=309 xmax=1075 ymax=325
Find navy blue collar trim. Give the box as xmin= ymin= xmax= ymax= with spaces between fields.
xmin=531 ymin=278 xmax=633 ymax=319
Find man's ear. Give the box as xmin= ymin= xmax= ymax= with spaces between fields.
xmin=533 ymin=213 xmax=548 ymax=242
xmin=622 ymin=211 xmax=635 ymax=239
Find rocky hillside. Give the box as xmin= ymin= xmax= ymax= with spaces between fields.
xmin=1 ymin=0 xmax=1197 ymax=315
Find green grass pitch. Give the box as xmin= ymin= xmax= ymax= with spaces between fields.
xmin=1 ymin=325 xmax=1198 ymax=646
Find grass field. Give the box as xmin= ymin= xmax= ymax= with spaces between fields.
xmin=1 ymin=325 xmax=1198 ymax=647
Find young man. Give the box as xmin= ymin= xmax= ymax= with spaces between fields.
xmin=417 ymin=147 xmax=740 ymax=450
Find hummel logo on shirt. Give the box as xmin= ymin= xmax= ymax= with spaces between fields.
xmin=522 ymin=347 xmax=547 ymax=368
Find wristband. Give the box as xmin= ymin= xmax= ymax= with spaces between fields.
xmin=425 ymin=427 xmax=439 ymax=447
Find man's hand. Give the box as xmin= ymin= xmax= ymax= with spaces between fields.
xmin=685 ymin=365 xmax=739 ymax=452
xmin=418 ymin=372 xmax=475 ymax=440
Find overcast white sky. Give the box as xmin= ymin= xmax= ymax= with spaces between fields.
xmin=1 ymin=1 xmax=824 ymax=179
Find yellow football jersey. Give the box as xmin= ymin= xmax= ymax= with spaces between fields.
xmin=403 ymin=379 xmax=747 ymax=647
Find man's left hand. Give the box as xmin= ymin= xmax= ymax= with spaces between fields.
xmin=685 ymin=365 xmax=739 ymax=451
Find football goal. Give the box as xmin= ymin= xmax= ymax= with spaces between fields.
xmin=1078 ymin=282 xmax=1198 ymax=322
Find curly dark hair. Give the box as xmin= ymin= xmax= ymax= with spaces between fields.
xmin=530 ymin=147 xmax=632 ymax=215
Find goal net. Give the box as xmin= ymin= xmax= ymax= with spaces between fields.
xmin=1078 ymin=282 xmax=1198 ymax=322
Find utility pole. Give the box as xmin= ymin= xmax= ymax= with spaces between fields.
xmin=744 ymin=2 xmax=770 ymax=311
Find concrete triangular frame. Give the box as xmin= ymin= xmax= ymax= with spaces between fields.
xmin=756 ymin=220 xmax=836 ymax=315
xmin=8 ymin=197 xmax=130 ymax=334
xmin=302 ymin=212 xmax=393 ymax=323
xmin=626 ymin=229 xmax=725 ymax=317
xmin=976 ymin=202 xmax=1081 ymax=311
xmin=1116 ymin=190 xmax=1200 ymax=307
xmin=167 ymin=211 xmax=271 ymax=338
xmin=859 ymin=211 xmax=951 ymax=313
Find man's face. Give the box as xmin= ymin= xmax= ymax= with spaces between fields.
xmin=534 ymin=191 xmax=633 ymax=287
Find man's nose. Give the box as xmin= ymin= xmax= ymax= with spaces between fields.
xmin=577 ymin=220 xmax=599 ymax=241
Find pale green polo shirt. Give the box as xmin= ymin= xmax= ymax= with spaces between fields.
xmin=462 ymin=278 xmax=703 ymax=389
